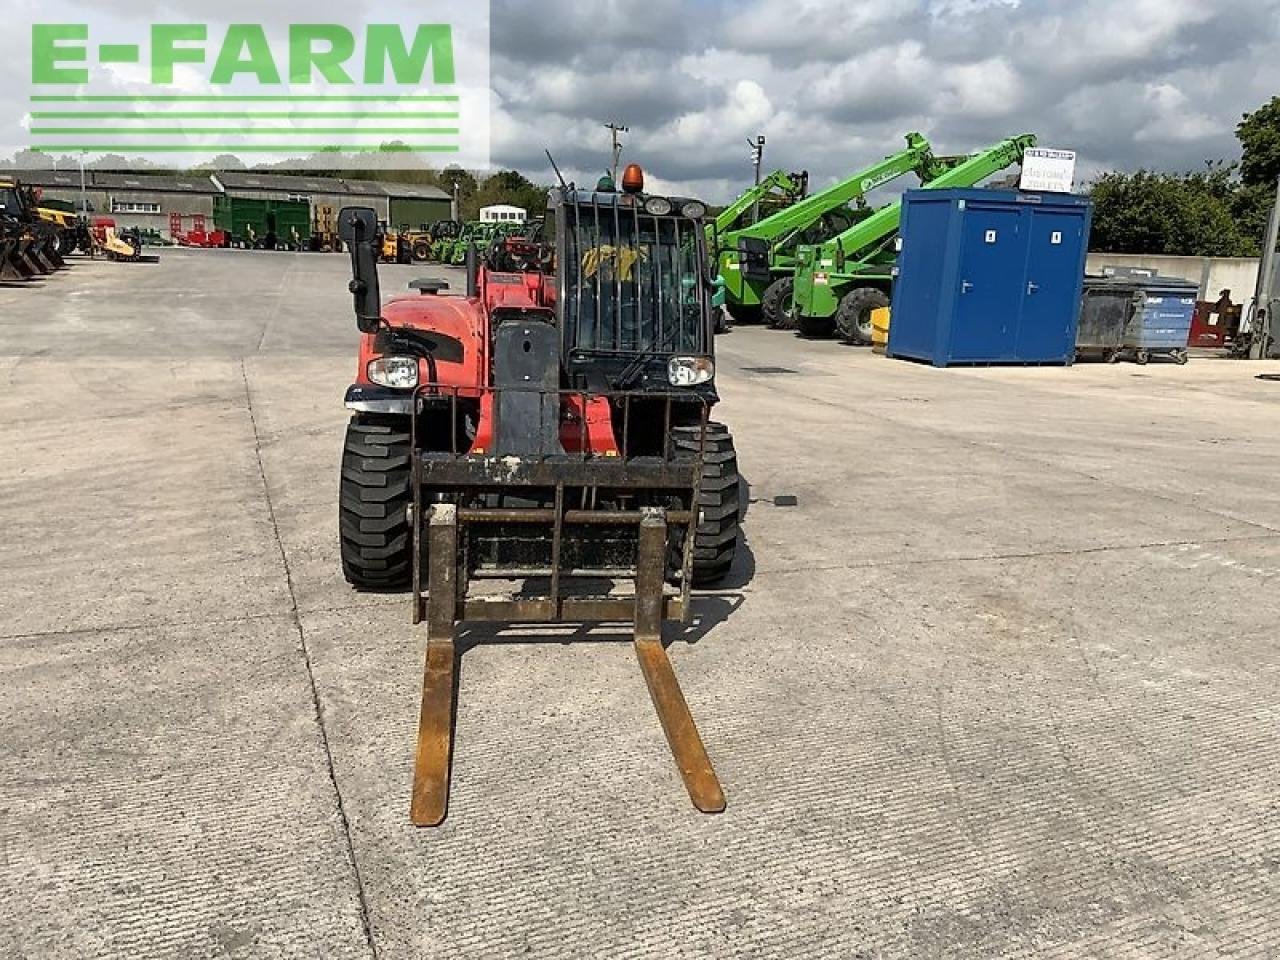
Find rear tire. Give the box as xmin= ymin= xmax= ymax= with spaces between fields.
xmin=412 ymin=241 xmax=432 ymax=262
xmin=673 ymin=423 xmax=741 ymax=586
xmin=762 ymin=277 xmax=795 ymax=329
xmin=340 ymin=416 xmax=414 ymax=590
xmin=836 ymin=287 xmax=889 ymax=344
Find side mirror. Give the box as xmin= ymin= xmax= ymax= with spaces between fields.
xmin=339 ymin=206 xmax=378 ymax=245
xmin=338 ymin=207 xmax=383 ymax=334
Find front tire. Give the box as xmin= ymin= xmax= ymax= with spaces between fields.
xmin=340 ymin=416 xmax=414 ymax=590
xmin=673 ymin=423 xmax=741 ymax=585
xmin=836 ymin=287 xmax=889 ymax=344
xmin=762 ymin=277 xmax=796 ymax=329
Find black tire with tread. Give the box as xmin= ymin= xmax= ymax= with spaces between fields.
xmin=762 ymin=277 xmax=796 ymax=329
xmin=340 ymin=416 xmax=414 ymax=590
xmin=836 ymin=286 xmax=889 ymax=344
xmin=673 ymin=422 xmax=741 ymax=585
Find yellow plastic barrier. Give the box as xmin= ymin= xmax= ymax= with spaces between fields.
xmin=871 ymin=306 xmax=891 ymax=354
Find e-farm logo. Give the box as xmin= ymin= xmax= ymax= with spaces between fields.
xmin=32 ymin=25 xmax=456 ymax=88
xmin=18 ymin=3 xmax=490 ymax=170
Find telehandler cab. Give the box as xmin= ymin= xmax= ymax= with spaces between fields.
xmin=337 ymin=163 xmax=740 ymax=825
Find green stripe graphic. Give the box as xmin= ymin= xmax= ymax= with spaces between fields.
xmin=31 ymin=128 xmax=459 ymax=136
xmin=27 ymin=93 xmax=467 ymax=157
xmin=32 ymin=112 xmax=459 ymax=120
xmin=30 ymin=145 xmax=460 ymax=153
xmin=30 ymin=95 xmax=460 ymax=103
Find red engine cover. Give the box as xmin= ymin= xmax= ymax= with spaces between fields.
xmin=357 ymin=265 xmax=617 ymax=456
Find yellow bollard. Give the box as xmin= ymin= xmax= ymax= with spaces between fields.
xmin=871 ymin=306 xmax=891 ymax=355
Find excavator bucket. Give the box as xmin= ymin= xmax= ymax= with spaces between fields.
xmin=34 ymin=235 xmax=64 ymax=272
xmin=0 ymin=238 xmax=28 ymax=282
xmin=406 ymin=387 xmax=726 ymax=827
xmin=14 ymin=238 xmax=47 ymax=277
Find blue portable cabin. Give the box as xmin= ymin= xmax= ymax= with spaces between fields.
xmin=887 ymin=188 xmax=1093 ymax=367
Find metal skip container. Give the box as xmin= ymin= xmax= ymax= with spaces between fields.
xmin=1079 ymin=267 xmax=1198 ymax=364
xmin=1077 ymin=277 xmax=1134 ymax=362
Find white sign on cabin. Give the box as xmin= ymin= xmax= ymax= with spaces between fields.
xmin=1020 ymin=148 xmax=1077 ymax=193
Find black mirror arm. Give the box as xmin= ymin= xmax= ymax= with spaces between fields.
xmin=340 ymin=207 xmax=385 ymax=334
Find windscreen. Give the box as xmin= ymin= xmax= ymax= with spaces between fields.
xmin=562 ymin=200 xmax=708 ymax=356
xmin=0 ymin=188 xmax=21 ymax=216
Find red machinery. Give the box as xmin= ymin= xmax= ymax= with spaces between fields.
xmin=170 ymin=212 xmax=227 ymax=248
xmin=1188 ymin=300 xmax=1243 ymax=350
xmin=336 ymin=166 xmax=741 ymax=825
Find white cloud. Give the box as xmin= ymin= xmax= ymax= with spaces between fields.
xmin=1134 ymin=84 xmax=1224 ymax=144
xmin=6 ymin=0 xmax=1280 ymax=197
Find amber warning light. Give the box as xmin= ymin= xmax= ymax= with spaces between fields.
xmin=621 ymin=164 xmax=645 ymax=194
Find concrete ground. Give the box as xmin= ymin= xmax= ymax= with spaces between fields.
xmin=3 ymin=248 xmax=1279 ymax=960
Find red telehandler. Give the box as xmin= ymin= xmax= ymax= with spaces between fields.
xmin=336 ymin=164 xmax=741 ymax=825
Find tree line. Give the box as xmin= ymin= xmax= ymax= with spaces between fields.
xmin=1088 ymin=96 xmax=1279 ymax=257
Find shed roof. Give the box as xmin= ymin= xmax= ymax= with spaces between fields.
xmin=365 ymin=180 xmax=451 ymax=201
xmin=92 ymin=173 xmax=218 ymax=194
xmin=214 ymin=171 xmax=349 ymax=194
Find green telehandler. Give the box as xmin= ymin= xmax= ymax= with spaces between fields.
xmin=707 ymin=169 xmax=808 ymax=256
xmin=790 ymin=134 xmax=1037 ymax=343
xmin=441 ymin=220 xmax=484 ymax=265
xmin=718 ymin=133 xmax=939 ymax=325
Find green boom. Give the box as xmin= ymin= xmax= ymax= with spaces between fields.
xmin=790 ymin=134 xmax=1037 ymax=343
xmin=718 ymin=133 xmax=940 ymax=323
xmin=706 ymin=169 xmax=808 ymax=257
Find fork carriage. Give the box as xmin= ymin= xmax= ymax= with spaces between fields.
xmin=406 ymin=385 xmax=727 ymax=826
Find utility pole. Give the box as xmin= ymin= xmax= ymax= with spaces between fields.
xmin=748 ymin=135 xmax=766 ymax=223
xmin=604 ymin=122 xmax=629 ymax=184
xmin=78 ymin=153 xmax=88 ymax=218
xmin=1249 ymin=174 xmax=1280 ymax=360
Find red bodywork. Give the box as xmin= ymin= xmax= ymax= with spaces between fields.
xmin=170 ymin=213 xmax=228 ymax=248
xmin=1188 ymin=301 xmax=1242 ymax=350
xmin=89 ymin=218 xmax=116 ymax=246
xmin=353 ymin=265 xmax=620 ymax=457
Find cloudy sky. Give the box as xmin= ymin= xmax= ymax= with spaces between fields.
xmin=489 ymin=0 xmax=1280 ymax=201
xmin=3 ymin=0 xmax=1277 ymax=196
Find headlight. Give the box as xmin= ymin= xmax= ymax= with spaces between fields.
xmin=644 ymin=197 xmax=673 ymax=216
xmin=681 ymin=201 xmax=707 ymax=220
xmin=668 ymin=356 xmax=714 ymax=387
xmin=367 ymin=356 xmax=419 ymax=389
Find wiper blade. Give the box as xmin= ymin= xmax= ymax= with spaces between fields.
xmin=612 ymin=326 xmax=680 ymax=390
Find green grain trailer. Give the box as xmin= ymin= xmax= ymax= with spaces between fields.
xmin=214 ymin=196 xmax=312 ymax=250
